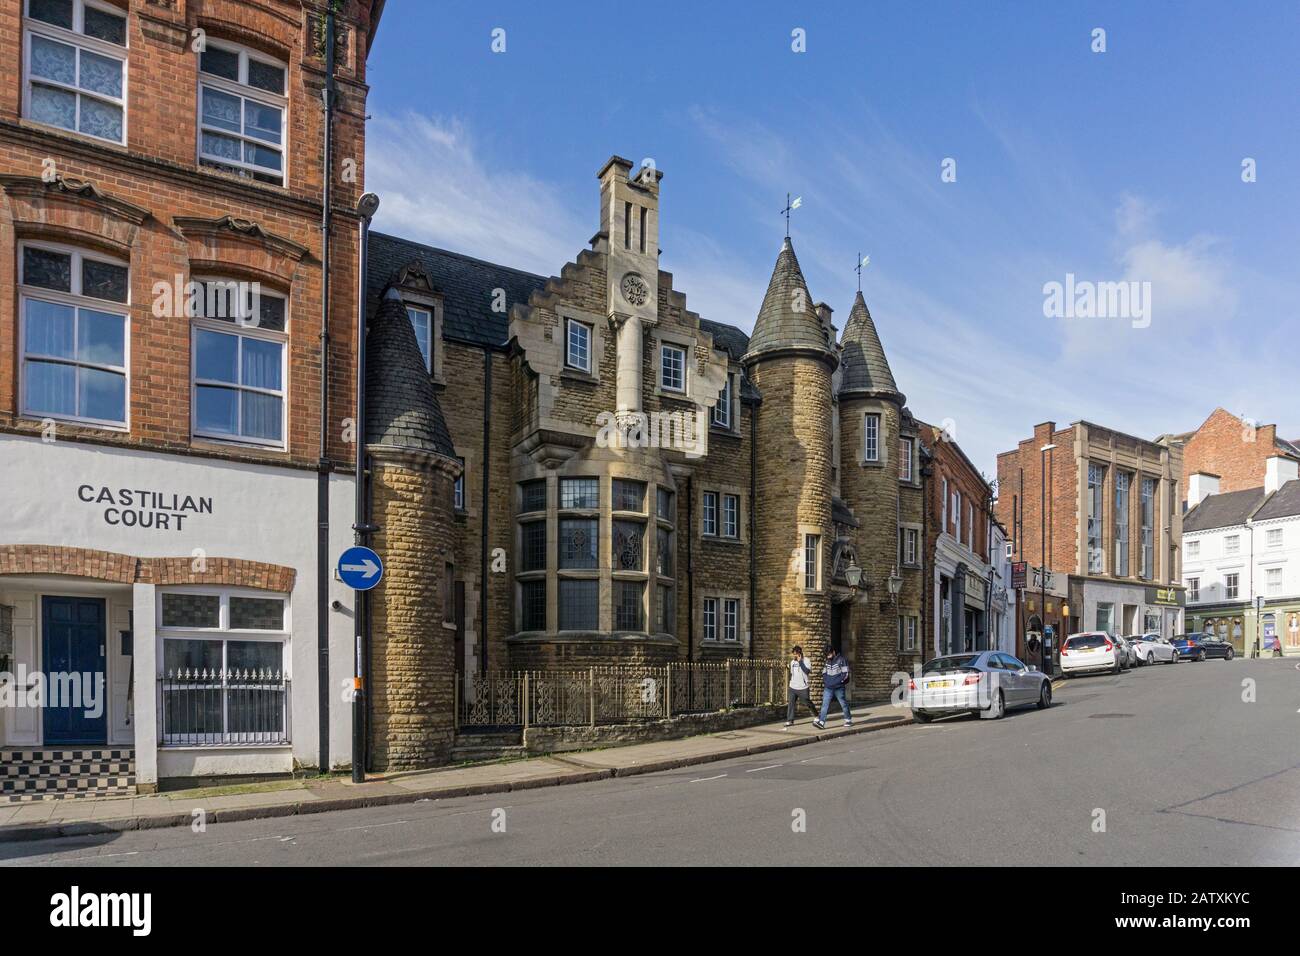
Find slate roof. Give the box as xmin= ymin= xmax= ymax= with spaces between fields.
xmin=367 ymin=232 xmax=549 ymax=348
xmin=743 ymin=237 xmax=834 ymax=363
xmin=700 ymin=317 xmax=749 ymax=361
xmin=839 ymin=291 xmax=902 ymax=401
xmin=1253 ymin=479 xmax=1300 ymax=521
xmin=1182 ymin=486 xmax=1268 ymax=533
xmin=366 ymin=288 xmax=456 ymax=458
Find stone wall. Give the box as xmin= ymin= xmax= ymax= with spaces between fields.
xmin=747 ymin=355 xmax=833 ymax=686
xmin=368 ymin=459 xmax=456 ymax=770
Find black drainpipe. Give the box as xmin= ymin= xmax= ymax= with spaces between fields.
xmin=748 ymin=393 xmax=758 ymax=660
xmin=686 ymin=475 xmax=694 ymax=662
xmin=315 ymin=7 xmax=337 ymax=777
xmin=479 ymin=348 xmax=492 ymax=671
xmin=921 ymin=458 xmax=931 ymax=667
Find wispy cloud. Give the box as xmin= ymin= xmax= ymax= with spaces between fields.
xmin=365 ymin=113 xmax=585 ymax=277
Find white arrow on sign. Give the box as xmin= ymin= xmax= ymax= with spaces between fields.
xmin=341 ymin=558 xmax=380 ymax=579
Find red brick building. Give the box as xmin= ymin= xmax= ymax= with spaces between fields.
xmin=918 ymin=421 xmax=994 ymax=658
xmin=1162 ymin=407 xmax=1300 ymax=505
xmin=996 ymin=420 xmax=1185 ymax=663
xmin=0 ymin=0 xmax=383 ymax=795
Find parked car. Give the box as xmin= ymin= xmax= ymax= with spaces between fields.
xmin=1197 ymin=633 xmax=1236 ymax=660
xmin=1112 ymin=635 xmax=1136 ymax=670
xmin=908 ymin=651 xmax=1052 ymax=722
xmin=1172 ymin=633 xmax=1208 ymax=661
xmin=1123 ymin=634 xmax=1150 ymax=666
xmin=1128 ymin=632 xmax=1179 ymax=665
xmin=1060 ymin=631 xmax=1121 ymax=676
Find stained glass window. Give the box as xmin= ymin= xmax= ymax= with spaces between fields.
xmin=613 ymin=520 xmax=643 ymax=571
xmin=559 ymin=518 xmax=598 ymax=570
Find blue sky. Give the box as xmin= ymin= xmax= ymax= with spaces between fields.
xmin=366 ymin=1 xmax=1300 ymax=475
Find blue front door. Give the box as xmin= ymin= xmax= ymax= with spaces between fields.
xmin=41 ymin=596 xmax=108 ymax=745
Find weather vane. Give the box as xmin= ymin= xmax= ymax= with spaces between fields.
xmin=782 ymin=193 xmax=802 ymax=237
xmin=856 ymin=253 xmax=870 ymax=291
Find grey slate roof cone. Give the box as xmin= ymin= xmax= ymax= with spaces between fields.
xmin=838 ymin=290 xmax=904 ymax=404
xmin=366 ymin=287 xmax=457 ymax=460
xmin=743 ymin=236 xmax=836 ymax=366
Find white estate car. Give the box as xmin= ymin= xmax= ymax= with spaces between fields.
xmin=1127 ymin=632 xmax=1179 ymax=665
xmin=1060 ymin=631 xmax=1121 ymax=676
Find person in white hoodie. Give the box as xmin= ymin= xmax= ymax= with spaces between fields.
xmin=785 ymin=646 xmax=817 ymax=727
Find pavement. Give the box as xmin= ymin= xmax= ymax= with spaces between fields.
xmin=0 ymin=697 xmax=913 ymax=843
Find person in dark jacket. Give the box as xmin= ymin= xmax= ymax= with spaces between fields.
xmin=814 ymin=646 xmax=852 ymax=728
xmin=785 ymin=645 xmax=817 ymax=727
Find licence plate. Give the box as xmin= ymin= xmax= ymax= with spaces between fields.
xmin=927 ymin=680 xmax=954 ymax=688
xmin=1080 ymin=647 xmax=1096 ymax=653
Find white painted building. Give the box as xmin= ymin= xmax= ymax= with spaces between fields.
xmin=1181 ymin=455 xmax=1300 ymax=656
xmin=0 ymin=434 xmax=357 ymax=789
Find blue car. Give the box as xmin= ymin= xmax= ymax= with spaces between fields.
xmin=1172 ymin=633 xmax=1207 ymax=662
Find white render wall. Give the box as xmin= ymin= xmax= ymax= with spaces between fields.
xmin=0 ymin=434 xmax=358 ymax=779
xmin=1184 ymin=515 xmax=1299 ymax=607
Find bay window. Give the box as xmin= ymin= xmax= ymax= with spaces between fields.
xmin=198 ymin=40 xmax=287 ymax=185
xmin=20 ymin=242 xmax=128 ymax=427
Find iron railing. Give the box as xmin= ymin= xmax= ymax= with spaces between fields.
xmin=159 ymin=668 xmax=291 ymax=746
xmin=456 ymin=660 xmax=787 ymax=729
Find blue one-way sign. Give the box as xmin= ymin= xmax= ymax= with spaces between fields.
xmin=337 ymin=546 xmax=383 ymax=591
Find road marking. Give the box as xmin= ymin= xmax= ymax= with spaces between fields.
xmin=690 ymin=773 xmax=726 ymax=783
xmin=746 ymin=764 xmax=782 ymax=773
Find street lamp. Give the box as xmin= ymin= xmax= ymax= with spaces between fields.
xmin=887 ymin=568 xmax=903 ymax=603
xmin=1039 ymin=443 xmax=1056 ymax=675
xmin=844 ymin=560 xmax=863 ymax=590
xmin=352 ymin=191 xmax=380 ymax=785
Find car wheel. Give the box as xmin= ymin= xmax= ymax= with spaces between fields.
xmin=1037 ymin=681 xmax=1052 ymax=709
xmin=990 ymin=690 xmax=1006 ymax=720
xmin=1112 ymin=659 xmax=1120 ymax=675
xmin=1146 ymin=652 xmax=1155 ymax=665
xmin=912 ymin=709 xmax=932 ymax=724
xmin=1197 ymin=652 xmax=1206 ymax=662
xmin=1226 ymin=649 xmax=1234 ymax=661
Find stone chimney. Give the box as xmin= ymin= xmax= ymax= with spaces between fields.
xmin=1187 ymin=472 xmax=1220 ymax=508
xmin=1265 ymin=456 xmax=1299 ymax=494
xmin=597 ymin=155 xmax=661 ymax=423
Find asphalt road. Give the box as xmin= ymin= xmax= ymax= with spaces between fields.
xmin=3 ymin=657 xmax=1297 ymax=866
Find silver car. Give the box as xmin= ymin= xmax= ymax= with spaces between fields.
xmin=1128 ymin=632 xmax=1179 ymax=665
xmin=909 ymin=651 xmax=1053 ymax=723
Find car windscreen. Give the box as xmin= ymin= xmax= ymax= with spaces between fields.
xmin=923 ymin=655 xmax=980 ymax=674
xmin=1065 ymin=634 xmax=1107 ymax=649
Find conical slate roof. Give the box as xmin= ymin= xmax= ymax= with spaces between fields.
xmin=838 ymin=290 xmax=903 ymax=402
xmin=366 ymin=287 xmax=456 ymax=459
xmin=743 ymin=237 xmax=835 ymax=364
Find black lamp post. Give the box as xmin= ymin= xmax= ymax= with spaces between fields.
xmin=351 ymin=191 xmax=380 ymax=784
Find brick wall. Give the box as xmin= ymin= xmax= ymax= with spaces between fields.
xmin=1180 ymin=407 xmax=1293 ymax=500
xmin=0 ymin=0 xmax=373 ymax=470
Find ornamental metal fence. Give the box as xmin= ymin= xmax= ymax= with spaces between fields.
xmin=159 ymin=668 xmax=291 ymax=746
xmin=455 ymin=659 xmax=786 ymax=729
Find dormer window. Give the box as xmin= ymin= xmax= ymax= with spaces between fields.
xmin=23 ymin=0 xmax=127 ymax=144
xmin=406 ymin=306 xmax=431 ymax=371
xmin=198 ymin=40 xmax=287 ymax=186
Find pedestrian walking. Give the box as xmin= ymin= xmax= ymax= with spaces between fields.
xmin=814 ymin=646 xmax=852 ymax=728
xmin=785 ymin=645 xmax=816 ymax=727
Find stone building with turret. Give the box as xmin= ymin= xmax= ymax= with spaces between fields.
xmin=360 ymin=155 xmax=925 ymax=766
